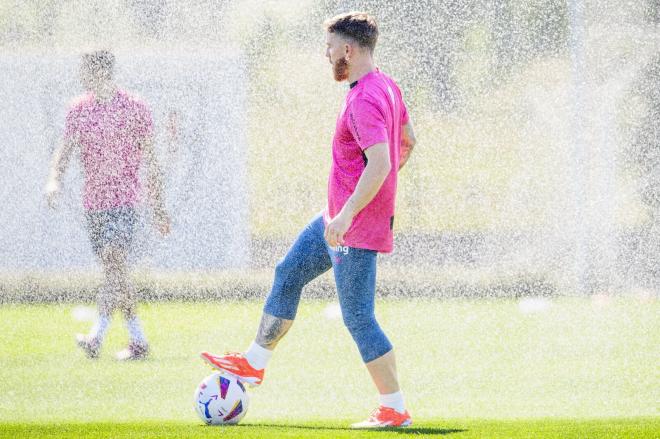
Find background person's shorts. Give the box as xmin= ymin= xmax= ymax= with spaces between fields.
xmin=85 ymin=206 xmax=137 ymax=256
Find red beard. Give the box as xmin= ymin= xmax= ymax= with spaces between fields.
xmin=333 ymin=56 xmax=349 ymax=82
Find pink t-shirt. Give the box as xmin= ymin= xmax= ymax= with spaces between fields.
xmin=64 ymin=89 xmax=153 ymax=212
xmin=325 ymin=69 xmax=409 ymax=253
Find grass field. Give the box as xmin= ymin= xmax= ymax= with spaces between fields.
xmin=0 ymin=297 xmax=658 ymax=438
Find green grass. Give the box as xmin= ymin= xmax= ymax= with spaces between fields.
xmin=0 ymin=298 xmax=658 ymax=438
xmin=1 ymin=418 xmax=657 ymax=439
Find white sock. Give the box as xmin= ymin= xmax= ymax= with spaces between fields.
xmin=244 ymin=341 xmax=272 ymax=370
xmin=91 ymin=315 xmax=111 ymax=342
xmin=379 ymin=391 xmax=405 ymax=414
xmin=126 ymin=317 xmax=147 ymax=345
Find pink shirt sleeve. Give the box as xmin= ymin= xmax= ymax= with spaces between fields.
xmin=347 ymin=97 xmax=388 ymax=151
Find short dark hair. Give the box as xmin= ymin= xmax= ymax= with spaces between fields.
xmin=82 ymin=50 xmax=115 ymax=79
xmin=324 ymin=12 xmax=378 ymax=53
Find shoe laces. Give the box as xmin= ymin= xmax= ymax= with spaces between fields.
xmin=223 ymin=351 xmax=243 ymax=357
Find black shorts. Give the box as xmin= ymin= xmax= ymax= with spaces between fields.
xmin=85 ymin=206 xmax=137 ymax=256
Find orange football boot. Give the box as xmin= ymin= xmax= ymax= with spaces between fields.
xmin=351 ymin=406 xmax=412 ymax=429
xmin=200 ymin=351 xmax=264 ymax=386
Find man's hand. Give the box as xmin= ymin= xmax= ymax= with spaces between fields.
xmin=154 ymin=209 xmax=171 ymax=236
xmin=45 ymin=180 xmax=61 ymax=209
xmin=324 ymin=209 xmax=353 ymax=248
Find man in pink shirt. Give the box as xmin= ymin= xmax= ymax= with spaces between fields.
xmin=47 ymin=50 xmax=170 ymax=360
xmin=201 ymin=12 xmax=416 ymax=428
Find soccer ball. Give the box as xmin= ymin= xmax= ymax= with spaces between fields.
xmin=194 ymin=372 xmax=249 ymax=425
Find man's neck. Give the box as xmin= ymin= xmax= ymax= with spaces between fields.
xmin=94 ymin=83 xmax=117 ymax=102
xmin=347 ymin=58 xmax=376 ymax=85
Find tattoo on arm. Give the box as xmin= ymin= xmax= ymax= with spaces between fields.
xmin=255 ymin=313 xmax=293 ymax=349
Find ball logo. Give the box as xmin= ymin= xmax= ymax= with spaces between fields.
xmin=199 ymin=395 xmax=218 ymax=421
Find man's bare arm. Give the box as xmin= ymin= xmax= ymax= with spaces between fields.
xmin=141 ymin=137 xmax=170 ymax=234
xmin=398 ymin=121 xmax=416 ymax=171
xmin=340 ymin=142 xmax=391 ymax=218
xmin=46 ymin=139 xmax=77 ymax=208
xmin=324 ymin=142 xmax=391 ymax=247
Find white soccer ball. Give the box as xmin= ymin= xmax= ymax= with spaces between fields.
xmin=194 ymin=372 xmax=249 ymax=425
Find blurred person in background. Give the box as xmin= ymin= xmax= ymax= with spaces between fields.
xmin=46 ymin=50 xmax=170 ymax=360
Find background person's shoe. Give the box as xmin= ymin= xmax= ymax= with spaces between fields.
xmin=76 ymin=334 xmax=100 ymax=359
xmin=116 ymin=342 xmax=149 ymax=361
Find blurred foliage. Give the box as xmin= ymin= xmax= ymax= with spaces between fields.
xmin=645 ymin=0 xmax=660 ymax=23
xmin=0 ymin=0 xmax=232 ymax=48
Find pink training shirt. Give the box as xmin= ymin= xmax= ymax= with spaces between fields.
xmin=64 ymin=89 xmax=153 ymax=212
xmin=325 ymin=69 xmax=409 ymax=253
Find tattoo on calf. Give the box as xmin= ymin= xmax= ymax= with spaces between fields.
xmin=255 ymin=313 xmax=292 ymax=348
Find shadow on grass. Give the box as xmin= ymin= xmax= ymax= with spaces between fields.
xmin=240 ymin=423 xmax=467 ymax=435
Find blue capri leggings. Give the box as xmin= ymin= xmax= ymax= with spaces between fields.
xmin=264 ymin=215 xmax=393 ymax=363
